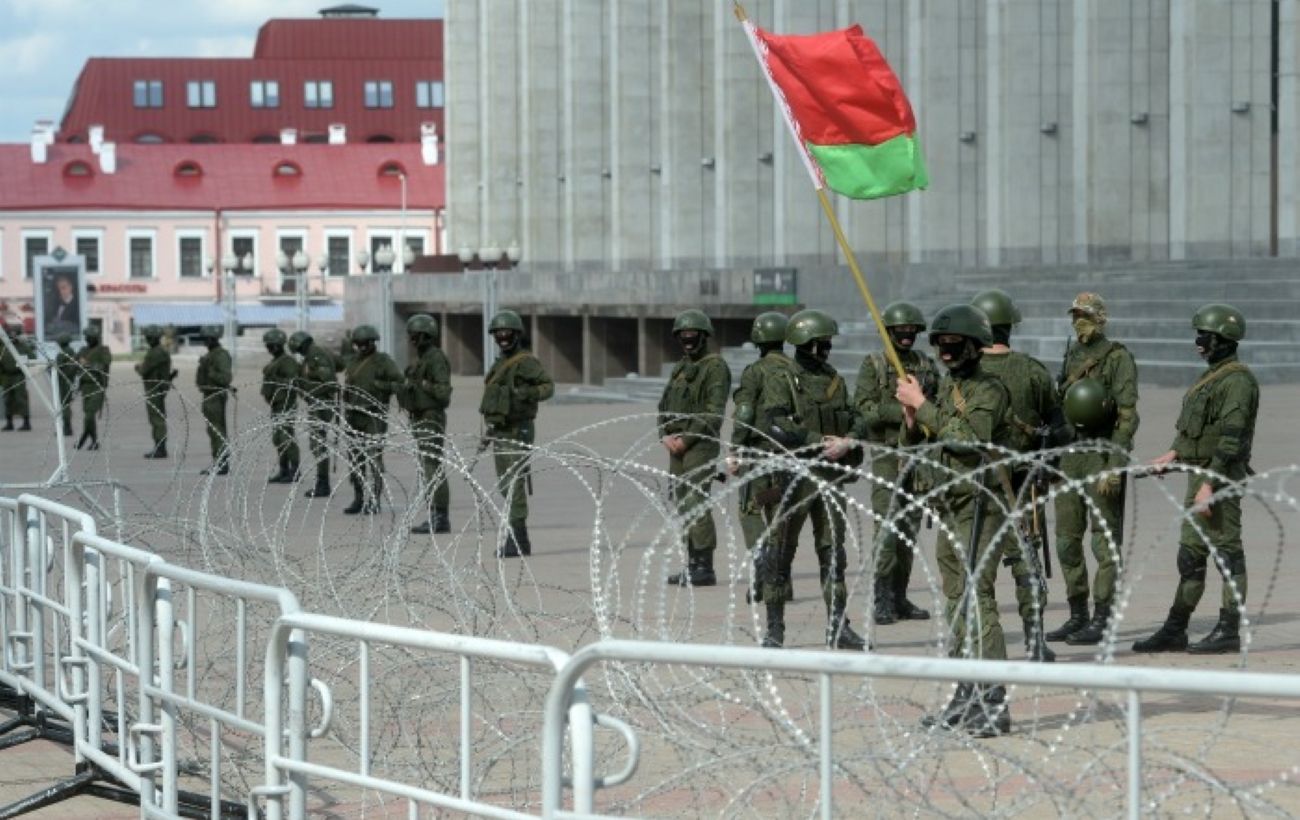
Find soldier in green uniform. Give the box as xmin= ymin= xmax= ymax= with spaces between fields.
xmin=195 ymin=325 xmax=233 ymax=474
xmin=261 ymin=329 xmax=301 ymax=483
xmin=336 ymin=330 xmax=354 ymax=372
xmin=1135 ymin=304 xmax=1259 ymax=655
xmin=897 ymin=304 xmax=1013 ymax=737
xmin=401 ymin=314 xmax=453 ymax=534
xmin=342 ymin=324 xmax=404 ymax=515
xmin=54 ymin=333 xmax=78 ymax=436
xmin=136 ymin=324 xmax=174 ymax=458
xmin=658 ymin=309 xmax=731 ymax=585
xmin=754 ymin=309 xmax=867 ymax=650
xmin=0 ymin=323 xmax=33 ymax=431
xmin=289 ymin=330 xmax=338 ymax=498
xmin=479 ymin=310 xmax=554 ymax=556
xmin=1047 ymin=293 xmax=1139 ymax=645
xmin=854 ymin=301 xmax=937 ymax=627
xmin=969 ymin=289 xmax=1058 ymax=662
xmin=76 ymin=324 xmax=111 ymax=450
xmin=728 ymin=312 xmax=793 ymax=603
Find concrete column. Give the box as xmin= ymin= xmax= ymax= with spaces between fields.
xmin=1279 ymin=0 xmax=1300 ymax=256
xmin=1072 ymin=0 xmax=1091 ymax=262
xmin=984 ymin=0 xmax=1002 ymax=266
xmin=581 ymin=312 xmax=593 ymax=384
xmin=636 ymin=315 xmax=649 ymax=377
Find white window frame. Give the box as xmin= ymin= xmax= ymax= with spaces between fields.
xmin=365 ymin=229 xmax=397 ymax=274
xmin=228 ymin=229 xmax=259 ymax=277
xmin=323 ymin=229 xmax=353 ymax=277
xmin=21 ymin=229 xmax=53 ymax=280
xmin=274 ymin=229 xmax=309 ymax=293
xmin=72 ymin=228 xmax=104 ymax=277
xmin=396 ymin=229 xmax=431 ymax=273
xmin=175 ymin=228 xmax=208 ymax=280
xmin=125 ymin=229 xmax=158 ymax=280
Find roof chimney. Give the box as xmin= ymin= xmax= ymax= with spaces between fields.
xmin=420 ymin=122 xmax=439 ymax=166
xmin=99 ymin=142 xmax=116 ymax=174
xmin=328 ymin=123 xmax=346 ymax=145
xmin=36 ymin=120 xmax=55 ymax=145
xmin=30 ymin=127 xmax=47 ymax=164
xmin=280 ymin=128 xmax=297 ymax=145
xmin=89 ymin=125 xmax=104 ymax=155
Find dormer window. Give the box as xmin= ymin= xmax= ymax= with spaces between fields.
xmin=174 ymin=160 xmax=203 ymax=177
xmin=274 ymin=161 xmax=302 ymax=177
xmin=63 ymin=161 xmax=93 ymax=177
xmin=379 ymin=161 xmax=405 ymax=177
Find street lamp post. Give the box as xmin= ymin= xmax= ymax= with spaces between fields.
xmin=479 ymin=241 xmax=501 ymax=377
xmin=374 ymin=244 xmax=396 ymax=356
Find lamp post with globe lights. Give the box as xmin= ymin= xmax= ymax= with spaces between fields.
xmin=374 ymin=243 xmax=397 ymax=356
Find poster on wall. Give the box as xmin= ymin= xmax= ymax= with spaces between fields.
xmin=34 ymin=249 xmax=88 ymax=343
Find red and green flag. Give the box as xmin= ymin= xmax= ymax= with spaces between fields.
xmin=743 ymin=21 xmax=928 ymax=200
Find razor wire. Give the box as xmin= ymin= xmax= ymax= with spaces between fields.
xmin=3 ymin=367 xmax=1300 ymax=818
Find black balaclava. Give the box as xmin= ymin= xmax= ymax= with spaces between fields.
xmin=990 ymin=324 xmax=1012 ymax=347
xmin=677 ymin=330 xmax=705 ymax=357
xmin=1196 ymin=330 xmax=1236 ymax=365
xmin=934 ymin=336 xmax=981 ymax=379
xmin=494 ymin=329 xmax=519 ymax=355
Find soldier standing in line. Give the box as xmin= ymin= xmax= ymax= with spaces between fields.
xmin=854 ymin=301 xmax=937 ymax=628
xmin=53 ymin=333 xmax=78 ymax=436
xmin=479 ymin=310 xmax=553 ymax=556
xmin=897 ymin=304 xmax=1013 ymax=737
xmin=754 ymin=309 xmax=868 ymax=650
xmin=969 ymin=289 xmax=1058 ymax=661
xmin=727 ymin=312 xmax=793 ymax=606
xmin=1046 ymin=293 xmax=1139 ymax=646
xmin=1 ymin=323 xmax=33 ymax=431
xmin=341 ymin=324 xmax=403 ymax=515
xmin=196 ymin=325 xmax=234 ymax=475
xmin=402 ymin=314 xmax=453 ymax=535
xmin=659 ymin=309 xmax=731 ymax=586
xmin=261 ymin=329 xmax=301 ymax=484
xmin=76 ymin=324 xmax=111 ymax=450
xmin=289 ymin=330 xmax=338 ymax=498
xmin=1135 ymin=304 xmax=1258 ymax=655
xmin=136 ymin=324 xmax=174 ymax=458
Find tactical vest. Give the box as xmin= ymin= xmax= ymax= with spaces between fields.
xmin=784 ymin=363 xmax=863 ymax=470
xmin=659 ymin=353 xmax=724 ymax=434
xmin=480 ymin=350 xmax=535 ymax=427
xmin=1174 ymin=361 xmax=1257 ymax=465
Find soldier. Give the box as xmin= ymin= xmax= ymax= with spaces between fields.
xmin=0 ymin=323 xmax=32 ymax=431
xmin=341 ymin=324 xmax=403 ymax=515
xmin=754 ymin=309 xmax=867 ymax=650
xmin=659 ymin=309 xmax=731 ymax=586
xmin=261 ymin=329 xmax=301 ymax=484
xmin=402 ymin=314 xmax=453 ymax=535
xmin=1135 ymin=304 xmax=1258 ymax=655
xmin=897 ymin=304 xmax=1012 ymax=737
xmin=76 ymin=324 xmax=111 ymax=450
xmin=289 ymin=330 xmax=338 ymax=498
xmin=727 ymin=312 xmax=793 ymax=603
xmin=1047 ymin=293 xmax=1139 ymax=646
xmin=54 ymin=333 xmax=78 ymax=436
xmin=195 ymin=325 xmax=234 ymax=474
xmin=969 ymin=289 xmax=1058 ymax=662
xmin=135 ymin=324 xmax=174 ymax=458
xmin=336 ymin=329 xmax=355 ymax=372
xmin=853 ymin=301 xmax=937 ymax=627
xmin=479 ymin=310 xmax=553 ymax=556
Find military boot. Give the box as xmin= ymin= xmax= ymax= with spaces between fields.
xmin=1023 ymin=616 xmax=1057 ymax=662
xmin=285 ymin=460 xmax=300 ymax=483
xmin=305 ymin=463 xmax=331 ymax=498
xmin=62 ymin=419 xmax=73 ymax=436
xmin=268 ymin=458 xmax=290 ymax=484
xmin=1065 ymin=603 xmax=1111 ymax=646
xmin=1188 ymin=608 xmax=1241 ymax=654
xmin=75 ymin=431 xmax=91 ymax=450
xmin=762 ymin=603 xmax=785 ymax=648
xmin=667 ymin=554 xmax=717 ymax=587
xmin=361 ymin=474 xmax=382 ymax=514
xmin=1046 ymin=596 xmax=1089 ymax=642
xmin=921 ymin=683 xmax=975 ymax=729
xmin=432 ymin=508 xmax=451 ymax=534
xmin=827 ymin=609 xmax=868 ymax=651
xmin=200 ymin=462 xmax=229 ymax=476
xmin=894 ymin=578 xmax=931 ymax=620
xmin=497 ymin=522 xmax=527 ymax=558
xmin=1132 ymin=607 xmax=1191 ymax=653
xmin=19 ymin=416 xmax=31 ymax=431
xmin=143 ymin=443 xmax=168 ymax=459
xmin=1 ymin=416 xmax=12 ymax=431
xmin=872 ymin=577 xmax=897 ymax=626
xmin=962 ymin=685 xmax=1012 ymax=738
xmin=342 ymin=478 xmax=365 ymax=515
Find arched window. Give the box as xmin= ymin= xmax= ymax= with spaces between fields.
xmin=134 ymin=132 xmax=166 ymax=144
xmin=63 ymin=161 xmax=93 ymax=177
xmin=378 ymin=161 xmax=405 ymax=177
xmin=273 ymin=160 xmax=302 ymax=177
xmin=174 ymin=160 xmax=203 ymax=177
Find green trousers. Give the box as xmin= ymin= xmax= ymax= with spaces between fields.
xmin=413 ymin=415 xmax=450 ymax=512
xmin=344 ymin=412 xmax=387 ymax=502
xmin=934 ymin=491 xmax=1008 ymax=661
xmin=305 ymin=401 xmax=335 ymax=460
xmin=870 ymin=452 xmax=924 ymax=588
xmin=1174 ymin=474 xmax=1247 ymax=613
xmin=201 ymin=393 xmax=228 ymax=461
xmin=270 ymin=410 xmax=299 ymax=464
xmin=668 ymin=444 xmax=720 ymax=561
xmin=998 ymin=469 xmax=1050 ymax=624
xmin=739 ymin=467 xmax=792 ymax=601
xmin=4 ymin=378 xmax=29 ymax=418
xmin=759 ymin=473 xmax=849 ymax=613
xmin=82 ymin=390 xmax=105 ymax=439
xmin=145 ymin=390 xmax=168 ymax=447
xmin=1054 ymin=450 xmax=1124 ymax=606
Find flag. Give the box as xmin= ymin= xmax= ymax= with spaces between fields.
xmin=743 ymin=21 xmax=928 ymax=200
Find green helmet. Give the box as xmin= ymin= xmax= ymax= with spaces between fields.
xmin=263 ymin=328 xmax=287 ymax=346
xmin=406 ymin=313 xmax=440 ymax=338
xmin=970 ymin=289 xmax=1022 ymax=326
xmin=1192 ymin=303 xmax=1246 ymax=342
xmin=287 ymin=331 xmax=311 ymax=353
xmin=750 ymin=312 xmax=788 ymax=345
xmin=785 ymin=309 xmax=838 ymax=347
xmin=672 ymin=309 xmax=714 ymax=337
xmin=488 ymin=310 xmax=525 ymax=333
xmin=928 ymin=304 xmax=994 ymax=348
xmin=141 ymin=324 xmax=164 ymax=339
xmin=57 ymin=333 xmax=73 ymax=346
xmin=882 ymin=301 xmax=926 ymax=329
xmin=351 ymin=324 xmax=380 ymax=343
xmin=1063 ymin=377 xmax=1116 ymax=432
xmin=83 ymin=324 xmax=101 ymax=340
xmin=200 ymin=324 xmax=223 ymax=340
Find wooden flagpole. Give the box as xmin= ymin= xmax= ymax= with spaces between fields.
xmin=735 ymin=1 xmax=909 ymax=381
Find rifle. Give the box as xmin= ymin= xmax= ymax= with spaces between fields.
xmin=1028 ymin=425 xmax=1053 ymax=579
xmin=1057 ymin=335 xmax=1073 ymax=389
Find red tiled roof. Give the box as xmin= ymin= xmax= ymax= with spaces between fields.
xmin=254 ymin=18 xmax=442 ymax=61
xmin=0 ymin=143 xmax=443 ymax=212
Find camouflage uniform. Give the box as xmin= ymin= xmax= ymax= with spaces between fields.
xmin=196 ymin=329 xmax=233 ymax=470
xmin=0 ymin=327 xmax=32 ymax=430
xmin=136 ymin=327 xmax=173 ymax=456
xmin=76 ymin=332 xmax=112 ymax=449
xmin=261 ymin=331 xmax=301 ymax=482
xmin=54 ymin=337 xmax=78 ymax=435
xmin=342 ymin=325 xmax=404 ymax=514
xmin=292 ymin=332 xmax=339 ymax=498
xmin=401 ymin=315 xmax=454 ymax=535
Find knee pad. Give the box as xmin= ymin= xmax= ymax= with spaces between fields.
xmin=1176 ymin=546 xmax=1208 ymax=582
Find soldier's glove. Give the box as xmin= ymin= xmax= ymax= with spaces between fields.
xmin=1095 ymin=472 xmax=1123 ymax=498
